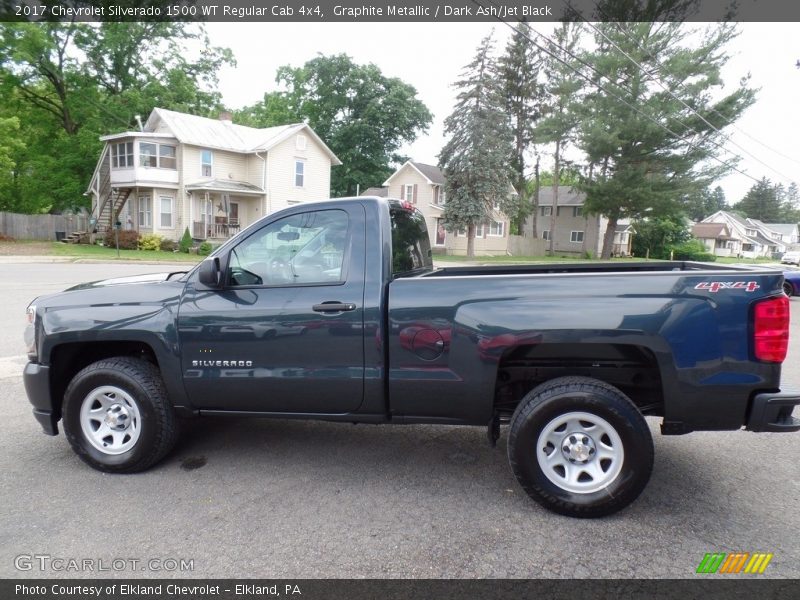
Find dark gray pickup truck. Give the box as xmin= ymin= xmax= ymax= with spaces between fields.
xmin=23 ymin=197 xmax=800 ymax=517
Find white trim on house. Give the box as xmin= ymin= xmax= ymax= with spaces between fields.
xmin=383 ymin=160 xmax=436 ymax=186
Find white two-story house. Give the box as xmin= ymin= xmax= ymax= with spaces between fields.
xmin=86 ymin=108 xmax=340 ymax=241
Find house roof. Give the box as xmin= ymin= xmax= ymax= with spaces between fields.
xmin=411 ymin=162 xmax=445 ymax=185
xmin=535 ymin=187 xmax=586 ymax=207
xmin=185 ymin=179 xmax=265 ymax=195
xmin=762 ymin=223 xmax=798 ymax=237
xmin=383 ymin=160 xmax=445 ymax=186
xmin=143 ymin=108 xmax=341 ymax=164
xmin=360 ymin=186 xmax=388 ymax=197
xmin=692 ymin=223 xmax=730 ymax=239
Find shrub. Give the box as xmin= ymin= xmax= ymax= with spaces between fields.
xmin=138 ymin=233 xmax=163 ymax=251
xmin=104 ymin=229 xmax=140 ymax=250
xmin=198 ymin=241 xmax=213 ymax=256
xmin=160 ymin=239 xmax=178 ymax=252
xmin=670 ymin=239 xmax=717 ymax=262
xmin=179 ymin=227 xmax=193 ymax=253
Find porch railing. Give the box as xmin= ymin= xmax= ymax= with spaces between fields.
xmin=192 ymin=221 xmax=241 ymax=240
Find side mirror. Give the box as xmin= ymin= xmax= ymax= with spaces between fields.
xmin=198 ymin=256 xmax=222 ymax=288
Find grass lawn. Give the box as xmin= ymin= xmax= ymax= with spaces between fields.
xmin=49 ymin=243 xmax=203 ymax=263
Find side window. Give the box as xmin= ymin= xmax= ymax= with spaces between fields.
xmin=227 ymin=209 xmax=349 ymax=287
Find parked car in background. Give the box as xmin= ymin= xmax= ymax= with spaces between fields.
xmin=780 ymin=251 xmax=800 ymax=265
xmin=782 ymin=269 xmax=800 ymax=296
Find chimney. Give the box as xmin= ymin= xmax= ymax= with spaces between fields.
xmin=218 ymin=111 xmax=233 ymax=124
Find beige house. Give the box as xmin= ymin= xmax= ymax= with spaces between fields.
xmin=524 ymin=188 xmax=633 ymax=257
xmin=86 ymin=108 xmax=340 ymax=241
xmin=381 ymin=160 xmax=512 ymax=255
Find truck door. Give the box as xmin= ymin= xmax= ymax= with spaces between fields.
xmin=177 ymin=205 xmax=366 ymax=414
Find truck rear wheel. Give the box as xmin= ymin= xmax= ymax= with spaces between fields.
xmin=508 ymin=376 xmax=653 ymax=518
xmin=62 ymin=357 xmax=179 ymax=473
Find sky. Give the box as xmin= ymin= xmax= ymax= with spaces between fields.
xmin=206 ymin=21 xmax=799 ymax=204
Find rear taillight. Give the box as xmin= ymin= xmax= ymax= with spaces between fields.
xmin=753 ymin=295 xmax=790 ymax=363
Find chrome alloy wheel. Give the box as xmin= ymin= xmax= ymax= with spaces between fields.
xmin=536 ymin=411 xmax=624 ymax=494
xmin=79 ymin=386 xmax=142 ymax=455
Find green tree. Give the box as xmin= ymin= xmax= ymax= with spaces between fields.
xmin=439 ymin=34 xmax=515 ymax=258
xmin=0 ymin=22 xmax=233 ymax=213
xmin=683 ymin=185 xmax=727 ymax=221
xmin=534 ymin=23 xmax=584 ymax=253
xmin=233 ymin=91 xmax=298 ymax=128
xmin=576 ymin=19 xmax=755 ymax=257
xmin=274 ymin=54 xmax=432 ymax=196
xmin=499 ymin=21 xmax=544 ymax=235
xmin=732 ymin=177 xmax=800 ymax=223
xmin=631 ymin=216 xmax=691 ymax=259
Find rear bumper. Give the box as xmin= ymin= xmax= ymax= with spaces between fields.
xmin=746 ymin=390 xmax=800 ymax=433
xmin=23 ymin=362 xmax=58 ymax=436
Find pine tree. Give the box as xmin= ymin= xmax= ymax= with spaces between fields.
xmin=533 ymin=23 xmax=584 ymax=254
xmin=576 ymin=19 xmax=755 ymax=257
xmin=499 ymin=21 xmax=544 ymax=235
xmin=439 ymin=34 xmax=514 ymax=258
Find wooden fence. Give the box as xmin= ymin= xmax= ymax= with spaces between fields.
xmin=0 ymin=211 xmax=89 ymax=241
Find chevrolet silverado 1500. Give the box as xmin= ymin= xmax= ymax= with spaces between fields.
xmin=23 ymin=197 xmax=800 ymax=517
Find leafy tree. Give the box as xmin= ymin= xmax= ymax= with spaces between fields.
xmin=631 ymin=216 xmax=691 ymax=259
xmin=233 ymin=92 xmax=298 ymax=128
xmin=499 ymin=21 xmax=544 ymax=235
xmin=0 ymin=22 xmax=233 ymax=213
xmin=271 ymin=54 xmax=432 ymax=196
xmin=534 ymin=23 xmax=584 ymax=254
xmin=576 ymin=18 xmax=755 ymax=257
xmin=438 ymin=34 xmax=515 ymax=258
xmin=0 ymin=115 xmax=24 ymax=210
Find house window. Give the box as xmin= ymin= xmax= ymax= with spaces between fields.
xmin=111 ymin=142 xmax=133 ymax=168
xmin=295 ymin=160 xmax=305 ymax=187
xmin=488 ymin=221 xmax=505 ymax=237
xmin=542 ymin=230 xmax=551 ymax=241
xmin=139 ymin=142 xmax=158 ymax=167
xmin=619 ymin=232 xmax=628 ymax=243
xmin=296 ymin=135 xmax=307 ymax=151
xmin=404 ymin=184 xmax=415 ymax=203
xmin=229 ymin=201 xmax=239 ymax=226
xmin=475 ymin=223 xmax=486 ymax=237
xmin=159 ymin=145 xmax=176 ymax=169
xmin=541 ymin=206 xmax=552 ymax=216
xmin=433 ymin=186 xmax=442 ymax=205
xmin=573 ymin=206 xmax=583 ymax=217
xmin=570 ymin=231 xmax=585 ymax=243
xmin=159 ymin=196 xmax=173 ymax=228
xmin=138 ymin=195 xmax=151 ymax=227
xmin=435 ymin=218 xmax=446 ymax=246
xmin=746 ymin=228 xmax=757 ymax=237
xmin=201 ymin=150 xmax=213 ymax=177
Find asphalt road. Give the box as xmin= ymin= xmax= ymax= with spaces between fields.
xmin=1 ymin=261 xmax=798 ymax=579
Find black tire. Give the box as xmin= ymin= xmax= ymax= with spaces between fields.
xmin=62 ymin=357 xmax=179 ymax=473
xmin=784 ymin=282 xmax=793 ymax=297
xmin=508 ymin=376 xmax=654 ymax=518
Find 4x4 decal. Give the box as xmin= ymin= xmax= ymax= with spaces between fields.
xmin=694 ymin=281 xmax=761 ymax=293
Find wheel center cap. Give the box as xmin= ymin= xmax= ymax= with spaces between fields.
xmin=105 ymin=404 xmax=130 ymax=431
xmin=561 ymin=433 xmax=596 ymax=463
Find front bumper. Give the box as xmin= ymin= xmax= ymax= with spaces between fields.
xmin=23 ymin=362 xmax=58 ymax=435
xmin=746 ymin=390 xmax=800 ymax=433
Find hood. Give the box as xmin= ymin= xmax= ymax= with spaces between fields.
xmin=66 ymin=271 xmax=187 ymax=291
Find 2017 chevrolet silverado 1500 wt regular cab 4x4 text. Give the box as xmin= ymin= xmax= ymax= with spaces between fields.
xmin=22 ymin=197 xmax=800 ymax=517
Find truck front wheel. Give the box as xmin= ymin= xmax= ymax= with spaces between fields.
xmin=508 ymin=376 xmax=653 ymax=518
xmin=62 ymin=357 xmax=179 ymax=473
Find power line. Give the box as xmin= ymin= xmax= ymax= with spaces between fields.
xmin=470 ymin=0 xmax=763 ymax=184
xmin=567 ymin=13 xmax=798 ymax=186
xmin=587 ymin=0 xmax=800 ymax=171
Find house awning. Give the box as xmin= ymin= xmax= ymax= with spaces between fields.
xmin=185 ymin=179 xmax=265 ymax=196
